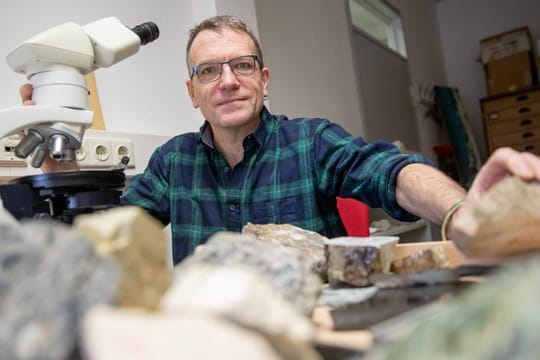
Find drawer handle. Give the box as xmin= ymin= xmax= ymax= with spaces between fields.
xmin=521 ymin=119 xmax=533 ymax=126
xmin=518 ymin=107 xmax=531 ymax=114
xmin=516 ymin=95 xmax=529 ymax=102
xmin=525 ymin=145 xmax=536 ymax=151
xmin=522 ymin=132 xmax=534 ymax=139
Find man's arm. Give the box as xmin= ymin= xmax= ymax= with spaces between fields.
xmin=395 ymin=162 xmax=466 ymax=225
xmin=396 ymin=147 xmax=540 ymax=249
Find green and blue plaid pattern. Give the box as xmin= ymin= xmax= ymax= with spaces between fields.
xmin=122 ymin=107 xmax=433 ymax=264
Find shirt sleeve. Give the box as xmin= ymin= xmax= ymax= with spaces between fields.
xmin=312 ymin=120 xmax=435 ymax=221
xmin=121 ymin=145 xmax=171 ymax=225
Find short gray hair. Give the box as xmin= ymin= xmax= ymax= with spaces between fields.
xmin=186 ymin=15 xmax=264 ymax=68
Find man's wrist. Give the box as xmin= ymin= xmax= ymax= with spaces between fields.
xmin=441 ymin=199 xmax=465 ymax=241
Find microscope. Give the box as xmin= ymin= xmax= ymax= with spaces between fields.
xmin=0 ymin=17 xmax=159 ymax=223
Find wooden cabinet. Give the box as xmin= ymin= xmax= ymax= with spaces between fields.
xmin=481 ymin=87 xmax=540 ymax=156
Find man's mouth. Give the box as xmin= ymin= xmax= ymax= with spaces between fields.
xmin=218 ymin=97 xmax=245 ymax=106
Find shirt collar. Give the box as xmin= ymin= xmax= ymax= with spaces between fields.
xmin=199 ymin=106 xmax=273 ymax=149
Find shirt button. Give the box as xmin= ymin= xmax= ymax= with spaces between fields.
xmin=224 ymin=166 xmax=230 ymax=173
xmin=229 ymin=204 xmax=236 ymax=211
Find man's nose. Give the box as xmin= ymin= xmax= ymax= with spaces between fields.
xmin=219 ymin=64 xmax=240 ymax=86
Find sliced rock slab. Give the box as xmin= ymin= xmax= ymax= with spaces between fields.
xmin=391 ymin=246 xmax=449 ymax=274
xmin=161 ymin=264 xmax=320 ymax=360
xmin=325 ymin=236 xmax=399 ymax=287
xmin=82 ymin=306 xmax=286 ymax=360
xmin=242 ymin=223 xmax=328 ymax=280
xmin=453 ymin=176 xmax=540 ymax=257
xmin=0 ymin=220 xmax=120 ymax=360
xmin=180 ymin=231 xmax=322 ymax=316
xmin=74 ymin=206 xmax=172 ymax=310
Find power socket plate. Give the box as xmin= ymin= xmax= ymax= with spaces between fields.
xmin=77 ymin=136 xmax=135 ymax=169
xmin=0 ymin=135 xmax=27 ymax=167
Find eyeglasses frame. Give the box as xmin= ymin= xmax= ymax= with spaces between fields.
xmin=190 ymin=54 xmax=261 ymax=83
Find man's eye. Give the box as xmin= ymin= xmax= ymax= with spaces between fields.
xmin=200 ymin=65 xmax=218 ymax=75
xmin=234 ymin=61 xmax=253 ymax=71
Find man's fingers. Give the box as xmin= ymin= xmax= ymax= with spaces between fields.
xmin=20 ymin=83 xmax=34 ymax=105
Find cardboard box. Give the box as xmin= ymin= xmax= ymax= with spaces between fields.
xmin=485 ymin=51 xmax=536 ymax=96
xmin=480 ymin=27 xmax=532 ymax=64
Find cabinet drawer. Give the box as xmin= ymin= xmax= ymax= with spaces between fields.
xmin=482 ymin=89 xmax=540 ymax=113
xmin=486 ymin=114 xmax=540 ymax=135
xmin=484 ymin=101 xmax=540 ymax=122
xmin=490 ymin=129 xmax=540 ymax=148
xmin=489 ymin=141 xmax=540 ymax=156
xmin=489 ymin=139 xmax=540 ymax=156
xmin=512 ymin=141 xmax=540 ymax=155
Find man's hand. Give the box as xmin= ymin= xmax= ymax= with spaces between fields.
xmin=449 ymin=147 xmax=540 ymax=250
xmin=20 ymin=83 xmax=34 ymax=105
xmin=19 ymin=83 xmax=80 ymax=172
xmin=466 ymin=147 xmax=540 ymax=203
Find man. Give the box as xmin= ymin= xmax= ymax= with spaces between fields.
xmin=20 ymin=15 xmax=540 ymax=264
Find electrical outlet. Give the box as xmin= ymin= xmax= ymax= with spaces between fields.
xmin=111 ymin=138 xmax=135 ymax=168
xmin=75 ymin=141 xmax=90 ymax=165
xmin=90 ymin=138 xmax=113 ymax=167
xmin=76 ymin=137 xmax=114 ymax=168
xmin=0 ymin=135 xmax=27 ymax=167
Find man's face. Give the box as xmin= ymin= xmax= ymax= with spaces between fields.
xmin=186 ymin=29 xmax=269 ymax=132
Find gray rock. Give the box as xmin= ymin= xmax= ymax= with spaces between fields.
xmin=0 ymin=220 xmax=120 ymax=360
xmin=179 ymin=231 xmax=322 ymax=315
xmin=242 ymin=223 xmax=328 ymax=280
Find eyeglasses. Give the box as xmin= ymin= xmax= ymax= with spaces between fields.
xmin=191 ymin=55 xmax=260 ymax=83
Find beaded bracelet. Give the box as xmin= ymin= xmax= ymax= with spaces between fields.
xmin=441 ymin=199 xmax=465 ymax=241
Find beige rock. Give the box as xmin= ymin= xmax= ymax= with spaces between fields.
xmin=74 ymin=206 xmax=172 ymax=310
xmin=81 ymin=306 xmax=284 ymax=360
xmin=161 ymin=264 xmax=320 ymax=360
xmin=453 ymin=176 xmax=540 ymax=257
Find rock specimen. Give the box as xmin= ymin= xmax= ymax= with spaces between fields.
xmin=82 ymin=306 xmax=292 ymax=360
xmin=452 ymin=176 xmax=540 ymax=257
xmin=390 ymin=246 xmax=449 ymax=274
xmin=242 ymin=223 xmax=328 ymax=280
xmin=161 ymin=264 xmax=320 ymax=360
xmin=0 ymin=220 xmax=120 ymax=360
xmin=325 ymin=236 xmax=399 ymax=287
xmin=364 ymin=256 xmax=540 ymax=360
xmin=74 ymin=206 xmax=172 ymax=310
xmin=179 ymin=231 xmax=322 ymax=315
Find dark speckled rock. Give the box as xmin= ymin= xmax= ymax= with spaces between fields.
xmin=0 ymin=220 xmax=120 ymax=360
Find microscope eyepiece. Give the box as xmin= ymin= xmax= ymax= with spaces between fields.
xmin=131 ymin=21 xmax=159 ymax=45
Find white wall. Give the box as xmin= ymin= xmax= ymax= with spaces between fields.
xmin=389 ymin=0 xmax=448 ymax=158
xmin=351 ymin=30 xmax=420 ymax=150
xmin=436 ymin=0 xmax=540 ymax=160
xmin=254 ymin=0 xmax=365 ymax=136
xmin=255 ymin=0 xmax=448 ymax=158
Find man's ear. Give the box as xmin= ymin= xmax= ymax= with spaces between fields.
xmin=186 ymin=79 xmax=199 ymax=109
xmin=261 ymin=67 xmax=270 ymax=98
